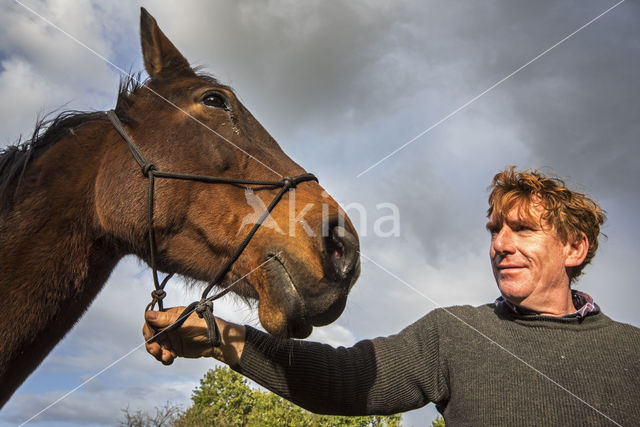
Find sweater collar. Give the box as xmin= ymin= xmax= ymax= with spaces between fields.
xmin=494 ymin=290 xmax=600 ymax=319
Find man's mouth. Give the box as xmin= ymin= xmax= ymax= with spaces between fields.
xmin=497 ymin=266 xmax=525 ymax=275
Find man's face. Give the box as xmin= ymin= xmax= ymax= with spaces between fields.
xmin=487 ymin=200 xmax=576 ymax=310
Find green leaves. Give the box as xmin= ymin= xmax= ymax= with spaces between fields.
xmin=431 ymin=415 xmax=446 ymax=427
xmin=120 ymin=366 xmax=408 ymax=426
xmin=179 ymin=366 xmax=402 ymax=427
xmin=187 ymin=367 xmax=255 ymax=425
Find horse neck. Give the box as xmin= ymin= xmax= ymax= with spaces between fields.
xmin=0 ymin=121 xmax=122 ymax=406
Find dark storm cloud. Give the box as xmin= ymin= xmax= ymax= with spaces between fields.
xmin=150 ymin=1 xmax=422 ymax=133
xmin=348 ymin=0 xmax=640 ymax=267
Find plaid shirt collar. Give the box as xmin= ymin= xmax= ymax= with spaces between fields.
xmin=495 ymin=290 xmax=600 ymax=318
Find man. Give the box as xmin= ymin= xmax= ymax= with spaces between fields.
xmin=143 ymin=167 xmax=640 ymax=425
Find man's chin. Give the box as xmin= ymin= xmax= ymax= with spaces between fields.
xmin=497 ymin=281 xmax=531 ymax=302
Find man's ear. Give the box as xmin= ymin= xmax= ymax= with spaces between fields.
xmin=565 ymin=232 xmax=589 ymax=268
xmin=140 ymin=7 xmax=194 ymax=79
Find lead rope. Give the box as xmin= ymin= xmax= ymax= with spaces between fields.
xmin=107 ymin=110 xmax=317 ymax=346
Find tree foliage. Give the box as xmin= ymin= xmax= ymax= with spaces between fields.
xmin=431 ymin=415 xmax=446 ymax=427
xmin=177 ymin=366 xmax=402 ymax=426
xmin=121 ymin=366 xmax=403 ymax=426
xmin=178 ymin=367 xmax=255 ymax=426
xmin=119 ymin=402 xmax=182 ymax=427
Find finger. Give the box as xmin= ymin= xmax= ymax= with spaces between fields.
xmin=142 ymin=321 xmax=157 ymax=342
xmin=145 ymin=339 xmax=176 ymax=365
xmin=145 ymin=307 xmax=186 ymax=329
xmin=161 ymin=347 xmax=175 ymax=365
xmin=145 ymin=341 xmax=164 ymax=362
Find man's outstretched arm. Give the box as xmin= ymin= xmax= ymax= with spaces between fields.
xmin=142 ymin=306 xmax=447 ymax=416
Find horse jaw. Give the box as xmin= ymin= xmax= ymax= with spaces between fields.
xmin=250 ymin=250 xmax=355 ymax=339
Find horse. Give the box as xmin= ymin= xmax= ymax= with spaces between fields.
xmin=0 ymin=8 xmax=360 ymax=407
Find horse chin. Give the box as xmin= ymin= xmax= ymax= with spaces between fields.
xmin=257 ymin=252 xmax=348 ymax=339
xmin=306 ymin=291 xmax=349 ymax=326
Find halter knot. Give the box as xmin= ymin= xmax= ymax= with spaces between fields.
xmin=151 ymin=289 xmax=166 ymax=301
xmin=195 ymin=300 xmax=221 ymax=346
xmin=282 ymin=176 xmax=295 ymax=189
xmin=195 ymin=300 xmax=213 ymax=317
xmin=142 ymin=163 xmax=156 ymax=177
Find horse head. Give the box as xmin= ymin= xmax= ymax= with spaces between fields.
xmin=95 ymin=9 xmax=360 ymax=338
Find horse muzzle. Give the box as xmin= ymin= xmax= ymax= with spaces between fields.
xmin=259 ymin=223 xmax=360 ymax=338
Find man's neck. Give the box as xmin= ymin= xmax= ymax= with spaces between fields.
xmin=505 ymin=290 xmax=576 ymax=317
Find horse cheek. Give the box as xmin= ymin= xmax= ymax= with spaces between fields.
xmin=94 ymin=161 xmax=146 ymax=246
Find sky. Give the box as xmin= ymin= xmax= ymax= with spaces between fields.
xmin=1 ymin=0 xmax=639 ymax=425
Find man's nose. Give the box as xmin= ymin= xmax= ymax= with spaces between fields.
xmin=493 ymin=227 xmax=516 ymax=254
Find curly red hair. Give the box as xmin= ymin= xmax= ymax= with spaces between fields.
xmin=488 ymin=167 xmax=606 ymax=283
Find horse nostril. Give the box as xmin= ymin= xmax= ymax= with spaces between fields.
xmin=324 ymin=224 xmax=359 ymax=281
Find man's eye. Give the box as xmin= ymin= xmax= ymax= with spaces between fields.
xmin=202 ymin=93 xmax=228 ymax=110
xmin=486 ymin=225 xmax=500 ymax=235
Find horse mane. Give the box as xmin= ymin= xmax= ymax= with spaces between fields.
xmin=0 ymin=73 xmax=148 ymax=208
xmin=0 ymin=70 xmax=221 ymax=208
xmin=0 ymin=110 xmax=106 ymax=209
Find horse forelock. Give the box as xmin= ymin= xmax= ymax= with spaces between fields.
xmin=113 ymin=70 xmax=223 ymax=119
xmin=114 ymin=71 xmax=146 ymax=123
xmin=193 ymin=70 xmax=222 ymax=86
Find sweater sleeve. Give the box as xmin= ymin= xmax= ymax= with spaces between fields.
xmin=233 ymin=309 xmax=449 ymax=415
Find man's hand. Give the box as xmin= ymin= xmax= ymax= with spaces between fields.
xmin=143 ymin=307 xmax=246 ymax=366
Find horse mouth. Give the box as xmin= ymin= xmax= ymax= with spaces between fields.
xmin=262 ymin=252 xmax=310 ymax=338
xmin=268 ymin=252 xmax=297 ymax=294
xmin=261 ymin=252 xmax=348 ymax=339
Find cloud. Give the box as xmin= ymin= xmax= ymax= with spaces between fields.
xmin=309 ymin=323 xmax=356 ymax=348
xmin=0 ymin=57 xmax=71 ymax=145
xmin=0 ymin=0 xmax=125 ymax=145
xmin=3 ymin=378 xmax=197 ymax=425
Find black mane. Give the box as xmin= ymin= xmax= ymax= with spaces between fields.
xmin=0 ymin=73 xmax=144 ymax=207
xmin=0 ymin=70 xmax=221 ymax=207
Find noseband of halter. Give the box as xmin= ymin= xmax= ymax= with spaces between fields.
xmin=107 ymin=110 xmax=318 ymax=346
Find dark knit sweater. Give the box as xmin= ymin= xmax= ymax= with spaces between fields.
xmin=234 ymin=304 xmax=640 ymax=426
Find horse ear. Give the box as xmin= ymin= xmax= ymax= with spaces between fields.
xmin=140 ymin=7 xmax=194 ymax=79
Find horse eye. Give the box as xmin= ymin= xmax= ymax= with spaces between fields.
xmin=202 ymin=93 xmax=228 ymax=110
